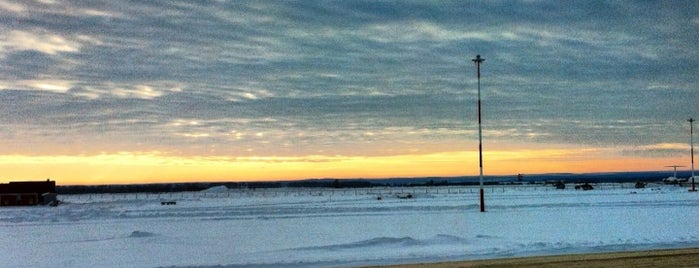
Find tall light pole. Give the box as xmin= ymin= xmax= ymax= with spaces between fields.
xmin=689 ymin=118 xmax=696 ymax=192
xmin=472 ymin=54 xmax=485 ymax=212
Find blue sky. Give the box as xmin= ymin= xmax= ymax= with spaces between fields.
xmin=0 ymin=1 xmax=697 ymax=182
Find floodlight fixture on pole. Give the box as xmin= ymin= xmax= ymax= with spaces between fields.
xmin=689 ymin=118 xmax=696 ymax=192
xmin=665 ymin=165 xmax=685 ymax=179
xmin=472 ymin=54 xmax=485 ymax=212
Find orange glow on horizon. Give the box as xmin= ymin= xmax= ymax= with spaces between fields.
xmin=0 ymin=147 xmax=688 ymax=185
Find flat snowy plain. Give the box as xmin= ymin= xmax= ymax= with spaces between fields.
xmin=2 ymin=183 xmax=698 ymax=268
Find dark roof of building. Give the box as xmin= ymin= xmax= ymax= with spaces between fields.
xmin=0 ymin=180 xmax=56 ymax=194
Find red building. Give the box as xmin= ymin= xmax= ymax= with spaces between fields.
xmin=0 ymin=180 xmax=57 ymax=206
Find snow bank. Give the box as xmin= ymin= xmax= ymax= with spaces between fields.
xmin=128 ymin=230 xmax=156 ymax=238
xmin=200 ymin=185 xmax=229 ymax=193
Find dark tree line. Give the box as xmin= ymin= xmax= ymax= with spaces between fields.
xmin=56 ymin=171 xmax=670 ymax=194
xmin=56 ymin=180 xmax=373 ymax=194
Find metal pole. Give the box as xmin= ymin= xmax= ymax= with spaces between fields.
xmin=690 ymin=118 xmax=696 ymax=192
xmin=472 ymin=55 xmax=485 ymax=212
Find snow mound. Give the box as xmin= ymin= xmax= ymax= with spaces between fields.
xmin=430 ymin=234 xmax=472 ymax=244
xmin=330 ymin=236 xmax=422 ymax=249
xmin=200 ymin=185 xmax=229 ymax=193
xmin=298 ymin=235 xmax=470 ymax=252
xmin=128 ymin=231 xmax=156 ymax=238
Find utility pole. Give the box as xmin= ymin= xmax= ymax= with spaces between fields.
xmin=472 ymin=54 xmax=486 ymax=212
xmin=689 ymin=118 xmax=696 ymax=192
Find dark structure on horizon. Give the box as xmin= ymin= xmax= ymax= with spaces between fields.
xmin=0 ymin=180 xmax=57 ymax=206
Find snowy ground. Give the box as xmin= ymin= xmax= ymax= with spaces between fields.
xmin=2 ymin=183 xmax=699 ymax=268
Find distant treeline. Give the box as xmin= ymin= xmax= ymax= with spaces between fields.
xmin=56 ymin=171 xmax=673 ymax=195
xmin=56 ymin=179 xmax=493 ymax=194
xmin=56 ymin=180 xmax=375 ymax=194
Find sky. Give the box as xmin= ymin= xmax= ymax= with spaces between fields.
xmin=0 ymin=0 xmax=697 ymax=185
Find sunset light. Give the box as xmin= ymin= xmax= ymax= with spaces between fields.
xmin=0 ymin=1 xmax=696 ymax=185
xmin=0 ymin=145 xmax=687 ymax=185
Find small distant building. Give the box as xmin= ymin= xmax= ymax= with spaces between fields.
xmin=635 ymin=181 xmax=647 ymax=189
xmin=554 ymin=181 xmax=566 ymax=189
xmin=574 ymin=183 xmax=594 ymax=191
xmin=0 ymin=180 xmax=57 ymax=206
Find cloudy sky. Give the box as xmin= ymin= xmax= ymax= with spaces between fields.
xmin=0 ymin=1 xmax=697 ymax=184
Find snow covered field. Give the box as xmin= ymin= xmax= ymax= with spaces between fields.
xmin=2 ymin=183 xmax=699 ymax=268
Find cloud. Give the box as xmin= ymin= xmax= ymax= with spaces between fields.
xmin=361 ymin=21 xmax=501 ymax=43
xmin=621 ymin=143 xmax=689 ymax=158
xmin=0 ymin=0 xmax=696 ymax=168
xmin=1 ymin=30 xmax=81 ymax=55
